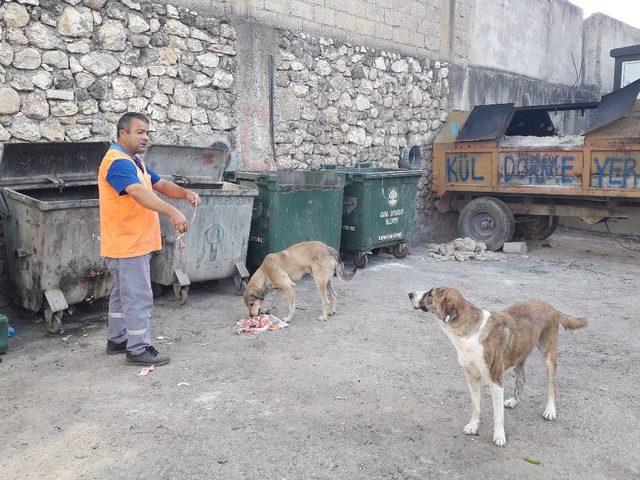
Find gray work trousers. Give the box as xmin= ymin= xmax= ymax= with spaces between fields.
xmin=106 ymin=255 xmax=153 ymax=355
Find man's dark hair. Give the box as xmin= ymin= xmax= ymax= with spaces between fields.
xmin=116 ymin=112 xmax=150 ymax=138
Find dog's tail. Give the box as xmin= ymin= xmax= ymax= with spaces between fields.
xmin=335 ymin=259 xmax=357 ymax=282
xmin=558 ymin=311 xmax=588 ymax=330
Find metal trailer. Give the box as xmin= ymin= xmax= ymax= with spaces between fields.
xmin=432 ymin=78 xmax=640 ymax=250
xmin=0 ymin=142 xmax=110 ymax=333
xmin=145 ymin=145 xmax=257 ymax=303
xmin=223 ymin=171 xmax=345 ymax=268
xmin=319 ymin=164 xmax=424 ymax=268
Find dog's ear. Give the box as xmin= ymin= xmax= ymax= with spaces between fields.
xmin=434 ymin=287 xmax=462 ymax=322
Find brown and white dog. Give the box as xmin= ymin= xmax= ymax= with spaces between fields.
xmin=408 ymin=287 xmax=587 ymax=446
xmin=244 ymin=241 xmax=356 ymax=322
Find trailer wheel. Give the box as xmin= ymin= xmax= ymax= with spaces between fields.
xmin=515 ymin=215 xmax=559 ymax=240
xmin=458 ymin=197 xmax=515 ymax=251
xmin=492 ymin=198 xmax=515 ymax=242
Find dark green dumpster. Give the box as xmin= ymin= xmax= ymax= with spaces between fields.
xmin=320 ymin=165 xmax=424 ymax=268
xmin=224 ymin=171 xmax=345 ymax=268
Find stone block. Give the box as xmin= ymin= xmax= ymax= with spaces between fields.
xmin=502 ymin=242 xmax=528 ymax=254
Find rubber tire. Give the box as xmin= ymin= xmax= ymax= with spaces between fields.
xmin=515 ymin=215 xmax=559 ymax=240
xmin=354 ymin=252 xmax=368 ymax=269
xmin=176 ymin=287 xmax=188 ymax=305
xmin=492 ymin=198 xmax=515 ymax=242
xmin=45 ymin=309 xmax=63 ymax=334
xmin=392 ymin=243 xmax=410 ymax=259
xmin=458 ymin=197 xmax=515 ymax=251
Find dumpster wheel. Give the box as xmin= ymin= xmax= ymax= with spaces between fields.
xmin=392 ymin=242 xmax=410 ymax=259
xmin=151 ymin=282 xmax=164 ymax=298
xmin=173 ymin=285 xmax=189 ymax=305
xmin=354 ymin=252 xmax=369 ymax=269
xmin=44 ymin=308 xmax=63 ymax=334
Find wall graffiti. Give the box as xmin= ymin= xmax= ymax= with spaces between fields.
xmin=501 ymin=153 xmax=578 ymax=185
xmin=591 ymin=155 xmax=640 ymax=189
xmin=445 ymin=153 xmax=487 ymax=184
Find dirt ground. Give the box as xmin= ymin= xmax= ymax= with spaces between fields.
xmin=1 ymin=228 xmax=639 ymax=480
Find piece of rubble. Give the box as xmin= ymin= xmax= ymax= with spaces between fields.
xmin=426 ymin=237 xmax=504 ymax=262
xmin=503 ymin=242 xmax=528 ymax=254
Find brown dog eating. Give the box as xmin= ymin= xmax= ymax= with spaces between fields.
xmin=244 ymin=241 xmax=355 ymax=322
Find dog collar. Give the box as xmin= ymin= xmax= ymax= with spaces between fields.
xmin=443 ymin=315 xmax=452 ymax=324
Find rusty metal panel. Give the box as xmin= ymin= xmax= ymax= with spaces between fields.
xmin=588 ymin=78 xmax=640 ymax=133
xmin=589 ymin=151 xmax=640 ymax=189
xmin=498 ymin=151 xmax=583 ymax=187
xmin=434 ymin=111 xmax=471 ymax=144
xmin=443 ymin=152 xmax=492 ymax=186
xmin=455 ymin=104 xmax=515 ymax=142
xmin=585 ymin=113 xmax=640 ymax=140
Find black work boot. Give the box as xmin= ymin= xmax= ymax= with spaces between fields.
xmin=106 ymin=339 xmax=127 ymax=355
xmin=126 ymin=346 xmax=170 ymax=366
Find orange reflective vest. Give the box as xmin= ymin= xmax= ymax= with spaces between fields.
xmin=98 ymin=144 xmax=161 ymax=258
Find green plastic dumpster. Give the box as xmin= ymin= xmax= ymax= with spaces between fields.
xmin=0 ymin=313 xmax=8 ymax=354
xmin=320 ymin=165 xmax=424 ymax=268
xmin=224 ymin=171 xmax=345 ymax=268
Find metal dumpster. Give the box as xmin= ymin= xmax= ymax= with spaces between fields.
xmin=223 ymin=171 xmax=345 ymax=268
xmin=320 ymin=164 xmax=424 ymax=268
xmin=0 ymin=142 xmax=110 ymax=333
xmin=144 ymin=145 xmax=258 ymax=303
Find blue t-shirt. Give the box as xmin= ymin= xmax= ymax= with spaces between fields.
xmin=105 ymin=143 xmax=161 ymax=195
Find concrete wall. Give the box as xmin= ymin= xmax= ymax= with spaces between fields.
xmin=582 ymin=13 xmax=640 ymax=94
xmin=469 ymin=0 xmax=584 ymax=87
xmin=234 ymin=21 xmax=279 ymax=171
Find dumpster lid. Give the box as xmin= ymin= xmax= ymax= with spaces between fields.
xmin=143 ymin=144 xmax=229 ymax=184
xmin=0 ymin=142 xmax=110 ymax=189
xmin=587 ymin=78 xmax=640 ymax=133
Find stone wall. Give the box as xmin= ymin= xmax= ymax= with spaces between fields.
xmin=0 ymin=0 xmax=238 ymax=147
xmin=273 ymin=31 xmax=450 ymax=170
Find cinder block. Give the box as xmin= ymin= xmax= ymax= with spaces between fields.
xmin=502 ymin=242 xmax=528 ymax=254
xmin=356 ymin=17 xmax=375 ymax=36
xmin=335 ymin=11 xmax=359 ymax=32
xmin=374 ymin=22 xmax=393 ymax=40
xmin=315 ymin=5 xmax=336 ymax=25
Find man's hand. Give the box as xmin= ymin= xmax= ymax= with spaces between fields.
xmin=185 ymin=190 xmax=200 ymax=207
xmin=170 ymin=208 xmax=188 ymax=233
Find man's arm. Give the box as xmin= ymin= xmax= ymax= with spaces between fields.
xmin=153 ymin=179 xmax=200 ymax=206
xmin=125 ymin=183 xmax=188 ymax=233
